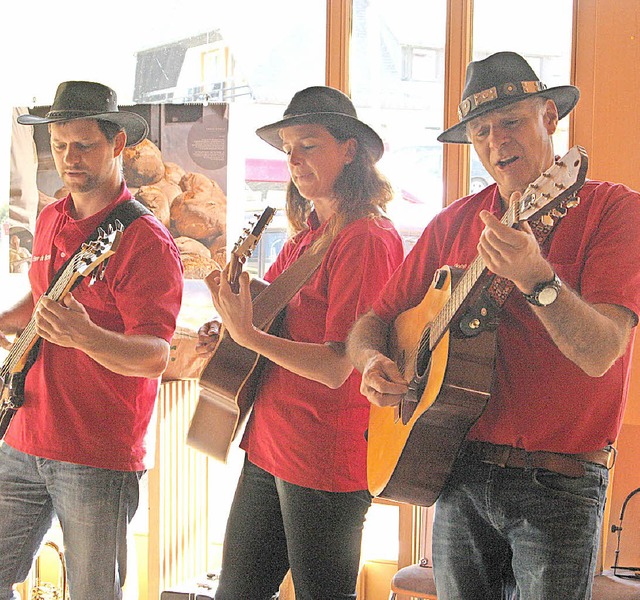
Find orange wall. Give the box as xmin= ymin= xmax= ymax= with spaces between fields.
xmin=573 ymin=0 xmax=640 ymax=570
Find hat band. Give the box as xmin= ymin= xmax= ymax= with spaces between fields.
xmin=458 ymin=80 xmax=547 ymax=119
xmin=46 ymin=109 xmax=115 ymax=119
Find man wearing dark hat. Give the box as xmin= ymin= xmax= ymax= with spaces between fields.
xmin=348 ymin=51 xmax=640 ymax=598
xmin=0 ymin=81 xmax=183 ymax=599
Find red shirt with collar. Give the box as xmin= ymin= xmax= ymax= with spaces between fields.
xmin=5 ymin=186 xmax=184 ymax=471
xmin=240 ymin=212 xmax=404 ymax=491
xmin=373 ymin=180 xmax=640 ymax=453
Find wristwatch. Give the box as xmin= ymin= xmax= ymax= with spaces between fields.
xmin=523 ymin=273 xmax=562 ymax=307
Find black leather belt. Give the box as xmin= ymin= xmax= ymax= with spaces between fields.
xmin=467 ymin=441 xmax=614 ymax=478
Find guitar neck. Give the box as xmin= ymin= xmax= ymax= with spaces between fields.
xmin=430 ymin=203 xmax=520 ymax=347
xmin=0 ymin=253 xmax=86 ymax=378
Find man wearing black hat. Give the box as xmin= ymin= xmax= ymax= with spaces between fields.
xmin=0 ymin=81 xmax=183 ymax=599
xmin=348 ymin=52 xmax=640 ymax=598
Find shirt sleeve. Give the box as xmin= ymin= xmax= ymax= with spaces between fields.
xmin=105 ymin=216 xmax=184 ymax=342
xmin=323 ymin=219 xmax=403 ymax=342
xmin=577 ymin=182 xmax=640 ymax=320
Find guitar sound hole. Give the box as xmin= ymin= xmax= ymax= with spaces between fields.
xmin=401 ymin=329 xmax=431 ymax=425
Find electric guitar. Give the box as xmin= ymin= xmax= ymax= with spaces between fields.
xmin=367 ymin=146 xmax=589 ymax=506
xmin=0 ymin=224 xmax=124 ymax=439
xmin=187 ymin=207 xmax=277 ymax=462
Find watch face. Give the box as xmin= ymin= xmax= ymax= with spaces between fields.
xmin=538 ymin=285 xmax=559 ymax=306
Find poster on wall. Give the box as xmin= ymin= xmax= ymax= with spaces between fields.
xmin=8 ymin=103 xmax=229 ymax=279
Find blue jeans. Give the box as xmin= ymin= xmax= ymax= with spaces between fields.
xmin=432 ymin=450 xmax=608 ymax=600
xmin=0 ymin=443 xmax=142 ymax=600
xmin=215 ymin=457 xmax=372 ymax=600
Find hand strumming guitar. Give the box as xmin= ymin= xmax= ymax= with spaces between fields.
xmin=204 ymin=267 xmax=259 ymax=351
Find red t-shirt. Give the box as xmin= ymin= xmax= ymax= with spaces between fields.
xmin=241 ymin=213 xmax=404 ymax=492
xmin=373 ymin=180 xmax=640 ymax=453
xmin=5 ymin=187 xmax=184 ymax=471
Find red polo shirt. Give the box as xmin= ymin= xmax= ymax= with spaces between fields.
xmin=373 ymin=180 xmax=640 ymax=453
xmin=5 ymin=186 xmax=184 ymax=471
xmin=241 ymin=213 xmax=404 ymax=491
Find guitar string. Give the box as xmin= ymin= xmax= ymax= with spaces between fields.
xmin=0 ymin=248 xmax=93 ymax=379
xmin=415 ymin=156 xmax=572 ymax=357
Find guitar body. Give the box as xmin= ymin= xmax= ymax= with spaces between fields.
xmin=186 ymin=278 xmax=282 ymax=462
xmin=367 ymin=266 xmax=497 ymax=506
xmin=186 ymin=331 xmax=265 ymax=463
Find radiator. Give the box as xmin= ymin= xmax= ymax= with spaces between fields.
xmin=148 ymin=380 xmax=211 ymax=600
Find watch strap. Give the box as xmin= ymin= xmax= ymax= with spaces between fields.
xmin=523 ymin=273 xmax=562 ymax=306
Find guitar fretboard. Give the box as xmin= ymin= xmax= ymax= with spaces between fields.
xmin=1 ymin=251 xmax=92 ymax=379
xmin=427 ymin=148 xmax=585 ymax=350
xmin=430 ymin=203 xmax=517 ymax=347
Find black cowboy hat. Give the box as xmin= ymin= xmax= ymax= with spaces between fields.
xmin=256 ymin=86 xmax=384 ymax=162
xmin=16 ymin=81 xmax=148 ymax=147
xmin=437 ymin=51 xmax=580 ymax=144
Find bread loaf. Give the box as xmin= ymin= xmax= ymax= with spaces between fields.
xmin=170 ymin=172 xmax=226 ymax=240
xmin=174 ymin=235 xmax=222 ymax=279
xmin=164 ymin=162 xmax=186 ymax=186
xmin=123 ymin=139 xmax=165 ymax=187
xmin=135 ymin=185 xmax=171 ymax=227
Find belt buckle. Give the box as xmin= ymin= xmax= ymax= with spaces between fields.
xmin=604 ymin=446 xmax=617 ymax=470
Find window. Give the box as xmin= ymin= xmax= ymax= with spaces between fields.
xmin=402 ymin=46 xmax=442 ymax=82
xmin=351 ymin=0 xmax=448 ymax=248
xmin=469 ymin=0 xmax=575 ymax=192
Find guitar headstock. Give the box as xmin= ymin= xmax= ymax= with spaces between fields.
xmin=227 ymin=206 xmax=276 ymax=290
xmin=518 ymin=145 xmax=588 ymax=223
xmin=77 ymin=222 xmax=124 ymax=281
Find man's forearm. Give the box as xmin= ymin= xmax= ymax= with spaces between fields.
xmin=346 ymin=310 xmax=390 ymax=373
xmin=530 ymin=283 xmax=635 ymax=377
xmin=80 ymin=329 xmax=171 ymax=378
xmin=0 ymin=292 xmax=35 ymax=334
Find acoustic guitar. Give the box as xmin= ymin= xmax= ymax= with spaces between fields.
xmin=367 ymin=146 xmax=589 ymax=506
xmin=0 ymin=225 xmax=124 ymax=439
xmin=187 ymin=206 xmax=276 ymax=462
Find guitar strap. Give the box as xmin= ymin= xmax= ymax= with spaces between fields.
xmin=10 ymin=198 xmax=152 ymax=407
xmin=251 ymin=237 xmax=331 ymax=330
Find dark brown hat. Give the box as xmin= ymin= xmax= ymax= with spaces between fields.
xmin=256 ymin=86 xmax=384 ymax=162
xmin=437 ymin=51 xmax=580 ymax=144
xmin=16 ymin=81 xmax=148 ymax=147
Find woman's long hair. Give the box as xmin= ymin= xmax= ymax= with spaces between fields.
xmin=285 ymin=123 xmax=394 ymax=237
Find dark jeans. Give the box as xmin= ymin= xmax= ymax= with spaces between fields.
xmin=215 ymin=457 xmax=372 ymax=600
xmin=432 ymin=450 xmax=608 ymax=600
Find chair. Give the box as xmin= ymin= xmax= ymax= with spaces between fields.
xmin=389 ymin=558 xmax=437 ymax=600
xmin=592 ymin=571 xmax=640 ymax=599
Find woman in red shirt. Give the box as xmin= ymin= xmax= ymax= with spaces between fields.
xmin=199 ymin=86 xmax=404 ymax=599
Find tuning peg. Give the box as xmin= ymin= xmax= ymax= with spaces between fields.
xmin=554 ymin=182 xmax=565 ymax=189
xmin=541 ymin=214 xmax=554 ymax=227
xmin=551 ymin=207 xmax=567 ymax=218
xmin=565 ymin=197 xmax=581 ymax=208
